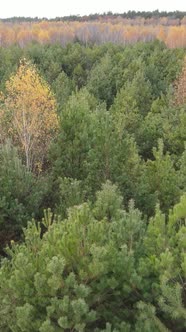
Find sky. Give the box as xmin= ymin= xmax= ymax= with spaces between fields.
xmin=0 ymin=0 xmax=185 ymax=19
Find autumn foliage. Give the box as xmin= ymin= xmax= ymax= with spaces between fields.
xmin=0 ymin=18 xmax=185 ymax=48
xmin=0 ymin=35 xmax=185 ymax=331
xmin=0 ymin=59 xmax=58 ymax=171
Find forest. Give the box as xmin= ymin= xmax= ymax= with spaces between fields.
xmin=0 ymin=18 xmax=186 ymax=332
xmin=0 ymin=11 xmax=186 ymax=48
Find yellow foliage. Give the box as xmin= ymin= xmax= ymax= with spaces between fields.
xmin=0 ymin=59 xmax=58 ymax=171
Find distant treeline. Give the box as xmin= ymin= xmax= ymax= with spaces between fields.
xmin=0 ymin=19 xmax=185 ymax=48
xmin=1 ymin=10 xmax=186 ymax=23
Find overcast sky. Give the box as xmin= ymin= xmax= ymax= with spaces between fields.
xmin=1 ymin=0 xmax=185 ymax=18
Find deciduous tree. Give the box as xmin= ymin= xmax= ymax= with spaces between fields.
xmin=0 ymin=59 xmax=58 ymax=171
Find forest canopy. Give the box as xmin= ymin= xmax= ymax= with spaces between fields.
xmin=0 ymin=34 xmax=185 ymax=331
xmin=0 ymin=11 xmax=186 ymax=48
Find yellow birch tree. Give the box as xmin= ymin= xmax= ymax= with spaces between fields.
xmin=0 ymin=59 xmax=58 ymax=172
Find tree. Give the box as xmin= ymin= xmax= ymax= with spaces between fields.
xmin=136 ymin=140 xmax=180 ymax=216
xmin=138 ymin=195 xmax=186 ymax=331
xmin=51 ymin=88 xmax=141 ymax=207
xmin=51 ymin=88 xmax=97 ymax=181
xmin=0 ymin=185 xmax=186 ymax=331
xmin=52 ymin=71 xmax=74 ymax=111
xmin=0 ymin=184 xmax=145 ymax=331
xmin=0 ymin=59 xmax=58 ymax=171
xmin=87 ymin=53 xmax=118 ymax=108
xmin=0 ymin=141 xmax=48 ymax=253
xmin=174 ymin=56 xmax=186 ymax=106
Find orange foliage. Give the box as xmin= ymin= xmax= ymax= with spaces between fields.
xmin=0 ymin=20 xmax=185 ymax=48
